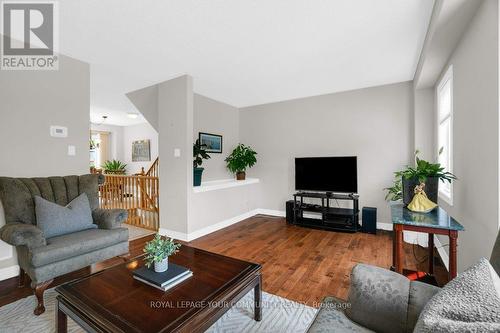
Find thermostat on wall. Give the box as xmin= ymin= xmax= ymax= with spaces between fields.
xmin=50 ymin=126 xmax=68 ymax=138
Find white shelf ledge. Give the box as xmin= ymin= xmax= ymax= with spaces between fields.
xmin=193 ymin=178 xmax=260 ymax=193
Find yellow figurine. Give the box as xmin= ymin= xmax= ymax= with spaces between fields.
xmin=407 ymin=182 xmax=438 ymax=213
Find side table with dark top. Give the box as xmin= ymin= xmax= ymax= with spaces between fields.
xmin=390 ymin=202 xmax=465 ymax=281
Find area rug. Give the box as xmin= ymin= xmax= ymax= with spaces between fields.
xmin=0 ymin=288 xmax=317 ymax=333
xmin=124 ymin=223 xmax=155 ymax=241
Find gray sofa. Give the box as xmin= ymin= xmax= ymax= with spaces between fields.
xmin=0 ymin=174 xmax=129 ymax=315
xmin=307 ymin=231 xmax=500 ymax=333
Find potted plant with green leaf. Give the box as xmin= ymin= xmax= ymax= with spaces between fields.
xmin=143 ymin=234 xmax=181 ymax=272
xmin=394 ymin=150 xmax=456 ymax=206
xmin=103 ymin=160 xmax=127 ymax=175
xmin=384 ymin=177 xmax=403 ymax=202
xmin=225 ymin=144 xmax=257 ymax=180
xmin=193 ymin=139 xmax=211 ymax=186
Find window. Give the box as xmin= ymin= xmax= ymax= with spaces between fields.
xmin=437 ymin=65 xmax=453 ymax=205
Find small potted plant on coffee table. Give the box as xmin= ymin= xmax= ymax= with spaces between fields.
xmin=193 ymin=139 xmax=211 ymax=186
xmin=143 ymin=234 xmax=181 ymax=273
xmin=225 ymin=144 xmax=257 ymax=180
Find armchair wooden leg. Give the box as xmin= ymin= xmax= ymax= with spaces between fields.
xmin=33 ymin=279 xmax=53 ymax=315
xmin=18 ymin=268 xmax=26 ymax=288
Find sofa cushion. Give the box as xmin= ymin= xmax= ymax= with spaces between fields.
xmin=307 ymin=296 xmax=374 ymax=333
xmin=414 ymin=258 xmax=500 ymax=333
xmin=35 ymin=193 xmax=95 ymax=238
xmin=29 ymin=227 xmax=128 ymax=267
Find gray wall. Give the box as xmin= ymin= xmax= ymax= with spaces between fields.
xmin=240 ymin=82 xmax=413 ymax=223
xmin=435 ymin=0 xmax=499 ymax=272
xmin=0 ymin=54 xmax=90 ymax=276
xmin=158 ymin=75 xmax=194 ymax=234
xmin=0 ymin=55 xmax=90 ymax=177
xmin=193 ymin=94 xmax=239 ymax=181
xmin=413 ymin=88 xmax=435 ymax=161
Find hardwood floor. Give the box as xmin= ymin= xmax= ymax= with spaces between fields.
xmin=0 ymin=215 xmax=447 ymax=309
xmin=189 ymin=215 xmax=448 ymax=306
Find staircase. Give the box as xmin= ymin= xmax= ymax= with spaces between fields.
xmin=99 ymin=158 xmax=159 ymax=231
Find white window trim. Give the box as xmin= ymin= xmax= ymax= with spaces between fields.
xmin=436 ymin=65 xmax=454 ymax=206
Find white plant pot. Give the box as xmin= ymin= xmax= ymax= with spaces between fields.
xmin=154 ymin=257 xmax=168 ymax=272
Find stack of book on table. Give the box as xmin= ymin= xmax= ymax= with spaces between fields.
xmin=133 ymin=263 xmax=193 ymax=291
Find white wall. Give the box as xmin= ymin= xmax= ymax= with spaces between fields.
xmin=90 ymin=123 xmax=124 ymax=165
xmin=123 ymin=122 xmax=159 ymax=175
xmin=0 ymin=54 xmax=90 ymax=280
xmin=239 ymin=82 xmax=414 ymax=224
xmin=434 ymin=0 xmax=499 ymax=272
xmin=193 ymin=94 xmax=239 ymax=180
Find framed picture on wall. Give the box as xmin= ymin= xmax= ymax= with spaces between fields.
xmin=199 ymin=132 xmax=223 ymax=153
xmin=132 ymin=139 xmax=151 ymax=162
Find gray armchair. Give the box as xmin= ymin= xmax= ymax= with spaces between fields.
xmin=307 ymin=231 xmax=500 ymax=333
xmin=0 ymin=174 xmax=129 ymax=315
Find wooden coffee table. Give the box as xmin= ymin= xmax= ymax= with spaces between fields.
xmin=55 ymin=245 xmax=262 ymax=332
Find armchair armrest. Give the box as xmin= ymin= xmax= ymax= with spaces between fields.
xmin=92 ymin=208 xmax=128 ymax=229
xmin=0 ymin=222 xmax=46 ymax=249
xmin=345 ymin=264 xmax=410 ymax=333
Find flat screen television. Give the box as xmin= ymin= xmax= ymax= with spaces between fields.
xmin=295 ymin=156 xmax=358 ymax=193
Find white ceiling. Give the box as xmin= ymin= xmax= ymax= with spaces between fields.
xmin=58 ymin=0 xmax=434 ymax=125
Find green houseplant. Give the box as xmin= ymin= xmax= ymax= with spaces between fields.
xmin=389 ymin=150 xmax=457 ymax=205
xmin=193 ymin=139 xmax=211 ymax=186
xmin=225 ymin=144 xmax=257 ymax=180
xmin=143 ymin=234 xmax=181 ymax=272
xmin=103 ymin=160 xmax=127 ymax=175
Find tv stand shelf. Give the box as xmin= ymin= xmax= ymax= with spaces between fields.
xmin=291 ymin=192 xmax=360 ymax=233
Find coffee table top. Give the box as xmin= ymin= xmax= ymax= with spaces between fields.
xmin=56 ymin=245 xmax=261 ymax=332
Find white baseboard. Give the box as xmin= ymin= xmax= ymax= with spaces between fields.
xmin=0 ymin=264 xmax=19 ymax=281
xmin=160 ymin=209 xmax=261 ymax=242
xmin=255 ymin=209 xmax=285 ymax=217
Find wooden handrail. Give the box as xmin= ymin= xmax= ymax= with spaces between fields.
xmin=146 ymin=157 xmax=159 ymax=177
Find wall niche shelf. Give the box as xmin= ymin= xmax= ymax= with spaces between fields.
xmin=193 ymin=178 xmax=260 ymax=193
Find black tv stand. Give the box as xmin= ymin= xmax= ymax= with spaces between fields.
xmin=291 ymin=192 xmax=360 ymax=233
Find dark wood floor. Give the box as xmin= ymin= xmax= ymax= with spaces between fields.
xmin=0 ymin=215 xmax=447 ymax=308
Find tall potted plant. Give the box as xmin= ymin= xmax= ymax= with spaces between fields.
xmin=225 ymin=144 xmax=257 ymax=180
xmin=395 ymin=151 xmax=456 ymax=206
xmin=143 ymin=234 xmax=181 ymax=273
xmin=193 ymin=139 xmax=211 ymax=186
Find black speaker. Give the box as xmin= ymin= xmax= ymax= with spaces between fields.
xmin=286 ymin=200 xmax=295 ymax=224
xmin=361 ymin=207 xmax=377 ymax=234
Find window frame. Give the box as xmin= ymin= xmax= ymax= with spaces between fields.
xmin=436 ymin=65 xmax=454 ymax=206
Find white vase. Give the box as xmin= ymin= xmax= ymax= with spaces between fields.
xmin=154 ymin=257 xmax=168 ymax=272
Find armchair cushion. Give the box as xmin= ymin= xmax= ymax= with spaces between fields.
xmin=307 ymin=296 xmax=374 ymax=333
xmin=92 ymin=208 xmax=128 ymax=230
xmin=35 ymin=193 xmax=96 ymax=238
xmin=0 ymin=222 xmax=46 ymax=249
xmin=406 ymin=281 xmax=440 ymax=332
xmin=29 ymin=227 xmax=129 ymax=267
xmin=344 ymin=264 xmax=410 ymax=333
